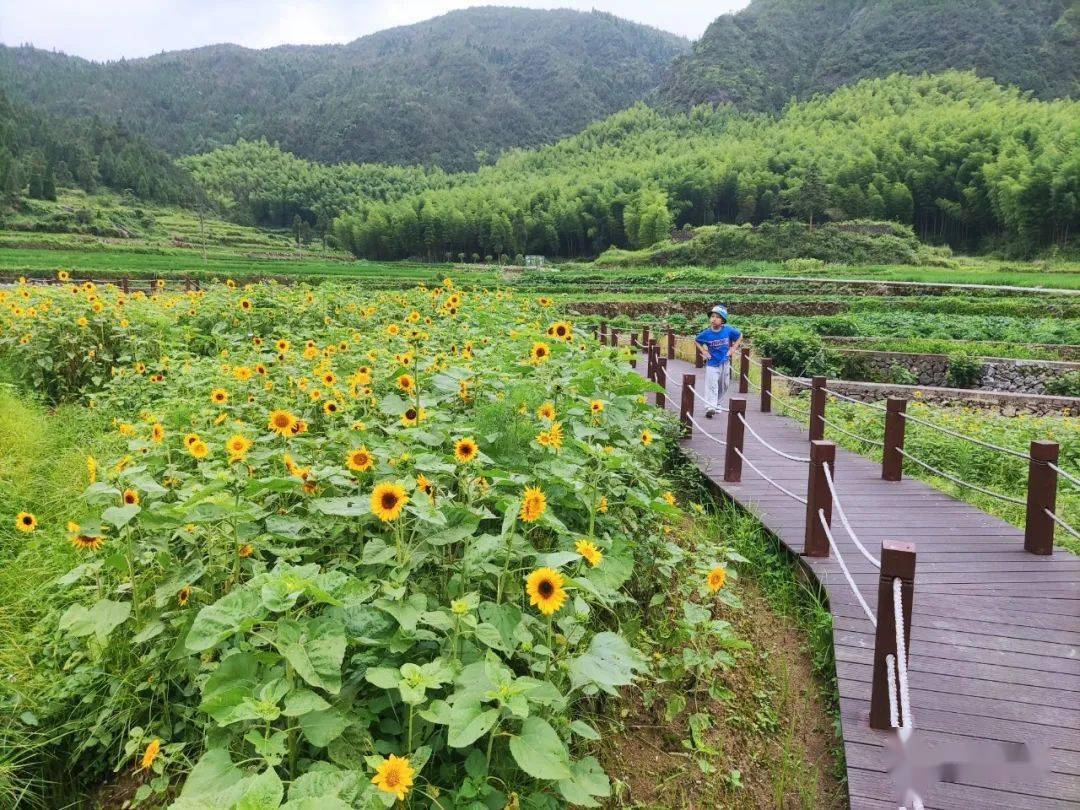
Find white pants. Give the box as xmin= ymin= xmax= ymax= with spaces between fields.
xmin=704 ymin=362 xmax=730 ymax=411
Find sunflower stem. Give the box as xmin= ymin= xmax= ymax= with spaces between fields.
xmin=495 ymin=526 xmax=514 ymax=604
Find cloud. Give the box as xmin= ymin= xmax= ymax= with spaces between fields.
xmin=0 ymin=0 xmax=751 ymax=61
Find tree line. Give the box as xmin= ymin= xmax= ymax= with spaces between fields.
xmin=330 ymin=72 xmax=1078 ymax=260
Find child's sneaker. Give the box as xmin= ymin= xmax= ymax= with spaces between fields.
xmin=705 ymin=409 xmax=715 ymax=419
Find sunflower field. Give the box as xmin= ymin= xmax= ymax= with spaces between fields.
xmin=0 ymin=278 xmax=742 ymax=808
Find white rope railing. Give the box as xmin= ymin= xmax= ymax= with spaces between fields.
xmin=768 ymin=390 xmax=812 ymax=420
xmin=896 ymin=449 xmax=1026 ymax=506
xmin=734 ymin=448 xmax=806 ymax=504
xmin=891 ymin=577 xmax=925 ymax=810
xmin=1049 ymin=462 xmax=1080 ymax=490
xmin=768 ymin=366 xmax=813 ymax=388
xmin=822 ymin=464 xmax=881 ymax=568
xmin=899 ymin=410 xmax=1030 ymax=460
xmin=817 ymin=415 xmax=885 ymax=448
xmin=737 ymin=413 xmax=812 ymax=463
xmin=689 ymin=384 xmax=729 ymax=413
xmin=1045 ymin=508 xmax=1080 ymax=539
xmin=818 ymin=509 xmax=876 ymax=626
xmin=822 ymin=386 xmax=889 ymax=413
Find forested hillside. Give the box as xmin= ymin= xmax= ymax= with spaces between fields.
xmin=331 ymin=73 xmax=1079 ymax=260
xmin=0 ymin=8 xmax=686 ymax=171
xmin=0 ymin=88 xmax=195 ymax=207
xmin=659 ymin=0 xmax=1079 ymax=110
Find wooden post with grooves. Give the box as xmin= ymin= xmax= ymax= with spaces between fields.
xmin=882 ymin=397 xmax=907 ymax=481
xmin=809 ymin=376 xmax=827 ymax=441
xmin=869 ymin=541 xmax=916 ymax=729
xmin=694 ymin=336 xmax=705 ymax=369
xmin=680 ymin=374 xmax=695 ymax=436
xmin=803 ymin=440 xmax=835 ymax=557
xmin=738 ymin=347 xmax=749 ymax=393
xmin=655 ymin=358 xmax=667 ymax=409
xmin=641 ymin=326 xmax=650 ymax=348
xmin=666 ymin=328 xmax=675 ymax=360
xmin=599 ymin=322 xmax=608 ymax=346
xmin=724 ymin=398 xmax=746 ymax=482
xmin=1024 ymin=440 xmax=1059 ymax=555
xmin=647 ymin=344 xmax=657 ymax=382
xmin=760 ymin=358 xmax=773 ymax=413
xmin=629 ymin=333 xmax=639 ymax=368
xmin=121 ymin=277 xmax=129 ymax=294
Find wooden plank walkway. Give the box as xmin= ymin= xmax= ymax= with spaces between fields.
xmin=648 ymin=356 xmax=1080 ymax=810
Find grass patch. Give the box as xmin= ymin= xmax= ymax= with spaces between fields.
xmin=597 ymin=454 xmax=845 ymax=808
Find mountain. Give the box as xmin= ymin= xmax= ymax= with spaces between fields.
xmin=0 ymin=7 xmax=688 ymax=171
xmin=659 ymin=0 xmax=1079 ymax=110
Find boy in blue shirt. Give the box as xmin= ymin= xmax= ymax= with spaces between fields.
xmin=695 ymin=305 xmax=742 ymax=417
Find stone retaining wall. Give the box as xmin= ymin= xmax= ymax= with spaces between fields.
xmin=836 ymin=349 xmax=1079 ymax=395
xmin=809 ymin=379 xmax=1078 ymax=417
xmin=824 ymin=337 xmax=1080 ymax=363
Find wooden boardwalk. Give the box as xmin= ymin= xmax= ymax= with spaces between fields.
xmin=650 ymin=356 xmax=1080 ymax=810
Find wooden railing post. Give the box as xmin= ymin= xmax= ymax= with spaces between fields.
xmin=809 ymin=376 xmax=827 ymax=441
xmin=629 ymin=333 xmax=639 ymax=368
xmin=647 ymin=344 xmax=657 ymax=381
xmin=882 ymin=397 xmax=907 ymax=481
xmin=666 ymin=328 xmax=675 ymax=360
xmin=724 ymin=398 xmax=746 ymax=482
xmin=610 ymin=327 xmax=619 ymax=349
xmin=738 ymin=347 xmax=750 ymax=393
xmin=870 ymin=541 xmax=917 ymax=729
xmin=641 ymin=326 xmax=650 ymax=348
xmin=121 ymin=277 xmax=129 ymax=294
xmin=1025 ymin=440 xmax=1059 ymax=555
xmin=694 ymin=337 xmax=704 ymax=368
xmin=655 ymin=358 xmax=667 ymax=408
xmin=680 ymin=374 xmax=695 ymax=436
xmin=760 ymin=358 xmax=774 ymax=413
xmin=599 ymin=322 xmax=608 ymax=346
xmin=803 ymin=440 xmax=835 ymax=557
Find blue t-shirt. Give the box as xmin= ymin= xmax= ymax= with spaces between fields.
xmin=696 ymin=325 xmax=740 ymax=366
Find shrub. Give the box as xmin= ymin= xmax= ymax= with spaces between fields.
xmin=1045 ymin=371 xmax=1080 ymax=398
xmin=946 ymin=353 xmax=984 ymax=389
xmin=783 ymin=257 xmax=826 ymax=274
xmin=888 ymin=364 xmax=918 ymax=386
xmin=753 ymin=326 xmax=841 ymax=377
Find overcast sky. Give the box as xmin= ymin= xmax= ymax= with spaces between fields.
xmin=0 ymin=1 xmax=751 ymax=61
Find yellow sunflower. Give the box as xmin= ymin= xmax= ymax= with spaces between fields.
xmin=590 ymin=399 xmax=604 ymax=415
xmin=371 ymin=481 xmax=408 ymax=522
xmin=188 ymin=439 xmax=209 ymax=459
xmin=707 ymin=566 xmax=727 ymax=593
xmin=530 ymin=342 xmax=551 ymax=364
xmin=519 ymin=486 xmax=547 ymax=522
xmin=226 ymin=434 xmax=253 ymax=461
xmin=575 ymin=539 xmax=603 ymax=567
xmin=537 ymin=402 xmax=556 ymax=421
xmin=122 ymin=488 xmax=140 ymax=505
xmin=15 ymin=512 xmax=37 ymax=533
xmin=640 ymin=429 xmax=653 ymax=446
xmin=268 ymin=409 xmax=298 ymax=436
xmin=210 ymin=388 xmax=228 ymax=404
xmin=396 ymin=373 xmax=415 ymax=392
xmin=139 ymin=739 xmax=161 ymax=771
xmin=371 ymin=754 xmax=414 ymax=801
xmin=346 ymin=446 xmax=374 ymax=473
xmin=525 ymin=567 xmax=567 ymax=615
xmin=69 ymin=526 xmax=105 ymax=552
xmin=454 ymin=437 xmax=479 ymax=464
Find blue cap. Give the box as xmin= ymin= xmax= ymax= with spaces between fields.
xmin=710 ymin=305 xmax=728 ymax=320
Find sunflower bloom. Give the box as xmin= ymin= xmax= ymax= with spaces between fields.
xmin=707 ymin=566 xmax=727 ymax=593
xmin=371 ymin=754 xmax=415 ymax=801
xmin=139 ymin=739 xmax=161 ymax=771
xmin=519 ymin=486 xmax=546 ymax=522
xmin=346 ymin=446 xmax=374 ymax=473
xmin=86 ymin=455 xmax=97 ymax=483
xmin=575 ymin=539 xmax=603 ymax=567
xmin=210 ymin=388 xmax=228 ymax=404
xmin=589 ymin=400 xmax=604 ymax=415
xmin=454 ymin=437 xmax=478 ymax=464
xmin=640 ymin=429 xmax=653 ymax=446
xmin=15 ymin=512 xmax=37 ymax=533
xmin=188 ymin=440 xmax=209 ymax=459
xmin=122 ymin=489 xmax=140 ymax=506
xmin=268 ymin=409 xmax=297 ymax=436
xmin=226 ymin=434 xmax=253 ymax=462
xmin=530 ymin=342 xmax=551 ymax=364
xmin=537 ymin=402 xmax=556 ymax=421
xmin=662 ymin=491 xmax=677 ymax=507
xmin=371 ymin=481 xmax=408 ymax=522
xmin=526 ymin=567 xmax=567 ymax=616
xmin=68 ymin=522 xmax=105 ymax=552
